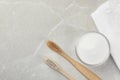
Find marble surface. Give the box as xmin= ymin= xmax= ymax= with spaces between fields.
xmin=0 ymin=0 xmax=120 ymax=80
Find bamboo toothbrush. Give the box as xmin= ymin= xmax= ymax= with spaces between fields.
xmin=47 ymin=40 xmax=102 ymax=80
xmin=45 ymin=57 xmax=75 ymax=80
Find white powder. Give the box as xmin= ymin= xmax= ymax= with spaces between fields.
xmin=76 ymin=32 xmax=110 ymax=65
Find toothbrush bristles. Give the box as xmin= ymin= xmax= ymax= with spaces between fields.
xmin=45 ymin=58 xmax=60 ymax=71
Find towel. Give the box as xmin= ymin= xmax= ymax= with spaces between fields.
xmin=92 ymin=1 xmax=120 ymax=70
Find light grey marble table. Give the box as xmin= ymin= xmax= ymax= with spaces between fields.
xmin=0 ymin=0 xmax=120 ymax=80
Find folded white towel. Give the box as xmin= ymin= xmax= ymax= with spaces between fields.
xmin=92 ymin=1 xmax=120 ymax=70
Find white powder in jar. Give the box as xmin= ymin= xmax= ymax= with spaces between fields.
xmin=76 ymin=32 xmax=110 ymax=66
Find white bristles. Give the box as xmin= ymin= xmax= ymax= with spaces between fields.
xmin=45 ymin=57 xmax=60 ymax=71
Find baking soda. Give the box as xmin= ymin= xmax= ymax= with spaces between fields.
xmin=76 ymin=32 xmax=110 ymax=66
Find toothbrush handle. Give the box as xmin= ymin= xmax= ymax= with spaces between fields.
xmin=60 ymin=69 xmax=75 ymax=80
xmin=60 ymin=52 xmax=101 ymax=80
xmin=47 ymin=40 xmax=101 ymax=80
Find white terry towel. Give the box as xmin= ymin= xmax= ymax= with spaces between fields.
xmin=92 ymin=1 xmax=120 ymax=70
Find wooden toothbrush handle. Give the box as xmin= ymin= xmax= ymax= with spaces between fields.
xmin=60 ymin=52 xmax=102 ymax=80
xmin=47 ymin=40 xmax=101 ymax=80
xmin=60 ymin=69 xmax=75 ymax=80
